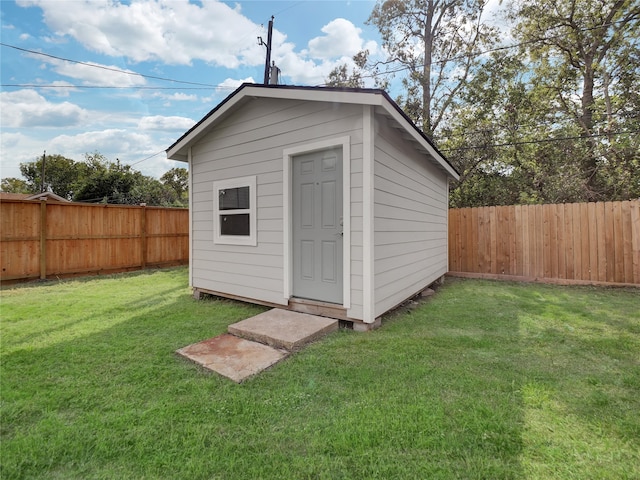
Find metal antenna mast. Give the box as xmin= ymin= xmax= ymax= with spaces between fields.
xmin=258 ymin=16 xmax=274 ymax=85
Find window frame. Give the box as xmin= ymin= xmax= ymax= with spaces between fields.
xmin=213 ymin=176 xmax=257 ymax=246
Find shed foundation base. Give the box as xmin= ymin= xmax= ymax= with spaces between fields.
xmin=351 ymin=317 xmax=382 ymax=331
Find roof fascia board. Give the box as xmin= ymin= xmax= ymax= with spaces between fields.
xmin=167 ymin=84 xmax=387 ymax=160
xmin=378 ymin=100 xmax=460 ymax=180
xmin=166 ymin=85 xmax=248 ymax=159
xmin=167 ymin=84 xmax=459 ymax=180
xmin=245 ymin=85 xmax=386 ymax=106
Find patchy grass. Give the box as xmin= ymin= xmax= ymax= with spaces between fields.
xmin=1 ymin=268 xmax=638 ymax=479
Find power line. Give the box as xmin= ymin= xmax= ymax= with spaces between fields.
xmin=435 ymin=111 xmax=640 ymax=139
xmin=0 ymin=42 xmax=218 ymax=87
xmin=130 ymin=150 xmax=166 ymax=167
xmin=440 ymin=129 xmax=640 ymax=152
xmin=1 ymin=84 xmax=224 ymax=90
xmin=1 ymin=3 xmax=306 ymax=93
xmin=362 ymin=18 xmax=638 ymax=80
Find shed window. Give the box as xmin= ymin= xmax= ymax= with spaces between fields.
xmin=213 ymin=176 xmax=256 ymax=246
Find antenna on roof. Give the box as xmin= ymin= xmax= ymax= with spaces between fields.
xmin=257 ymin=16 xmax=274 ymax=85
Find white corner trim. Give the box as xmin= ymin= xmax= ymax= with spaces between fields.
xmin=342 ymin=139 xmax=352 ymax=310
xmin=446 ymin=179 xmax=452 ymax=273
xmin=283 ymin=135 xmax=351 ymax=308
xmin=188 ymin=147 xmax=193 ymax=288
xmin=283 ymin=152 xmax=292 ymax=300
xmin=363 ymin=105 xmax=375 ymax=323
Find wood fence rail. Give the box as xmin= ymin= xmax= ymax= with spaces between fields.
xmin=4 ymin=199 xmax=638 ymax=286
xmin=448 ymin=201 xmax=640 ymax=286
xmin=0 ymin=199 xmax=188 ymax=282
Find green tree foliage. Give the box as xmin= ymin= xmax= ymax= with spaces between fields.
xmin=0 ymin=177 xmax=31 ymax=194
xmin=160 ymin=167 xmax=189 ymax=207
xmin=368 ymin=0 xmax=499 ymax=137
xmin=18 ymin=154 xmax=82 ymax=200
xmin=508 ymin=0 xmax=640 ymax=201
xmin=73 ymin=153 xmax=137 ymax=203
xmin=8 ymin=152 xmax=188 ymax=207
xmin=330 ymin=0 xmax=639 ymax=206
xmin=326 ymin=51 xmax=371 ymax=88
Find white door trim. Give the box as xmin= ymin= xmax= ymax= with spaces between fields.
xmin=283 ymin=136 xmax=351 ymax=309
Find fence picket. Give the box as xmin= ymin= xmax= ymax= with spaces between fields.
xmin=448 ymin=200 xmax=640 ymax=287
xmin=1 ymin=199 xmax=188 ymax=282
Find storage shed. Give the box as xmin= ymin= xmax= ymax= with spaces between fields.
xmin=167 ymin=84 xmax=459 ymax=329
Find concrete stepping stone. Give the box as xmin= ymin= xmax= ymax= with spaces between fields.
xmin=177 ymin=309 xmax=339 ymax=382
xmin=228 ymin=309 xmax=339 ymax=351
xmin=177 ymin=334 xmax=287 ymax=383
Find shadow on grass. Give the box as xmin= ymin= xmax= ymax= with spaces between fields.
xmin=3 ymin=276 xmax=637 ymax=479
xmin=3 ymin=284 xmax=189 ymax=355
xmin=1 ymin=290 xmax=267 ymax=479
xmin=433 ymin=278 xmax=640 ymax=479
xmin=2 ymin=277 xmax=528 ymax=479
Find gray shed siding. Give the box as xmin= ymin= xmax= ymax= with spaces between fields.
xmin=190 ymin=96 xmax=366 ymax=316
xmin=373 ymin=116 xmax=449 ymax=317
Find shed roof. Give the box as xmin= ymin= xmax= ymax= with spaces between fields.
xmin=167 ymin=83 xmax=459 ymax=180
xmin=0 ymin=191 xmax=69 ymax=202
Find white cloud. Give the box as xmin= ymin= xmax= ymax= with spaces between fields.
xmin=16 ymin=0 xmax=379 ymax=86
xmin=18 ymin=0 xmax=265 ymax=67
xmin=218 ymin=76 xmax=255 ymax=90
xmin=30 ymin=54 xmax=147 ymax=87
xmin=40 ymin=80 xmax=78 ymax=97
xmin=1 ymin=132 xmax=37 ymax=179
xmin=484 ymin=0 xmax=512 ymax=39
xmin=0 ymin=128 xmax=182 ymax=180
xmin=47 ymin=128 xmax=152 ymax=156
xmin=307 ymin=18 xmax=375 ymax=60
xmin=45 ymin=129 xmax=178 ymax=178
xmin=0 ymin=89 xmax=89 ymax=127
xmin=198 ymin=77 xmax=255 ymax=104
xmin=138 ymin=115 xmax=195 ymax=131
xmin=272 ymin=19 xmax=378 ymax=85
xmin=153 ymin=92 xmax=198 ymax=102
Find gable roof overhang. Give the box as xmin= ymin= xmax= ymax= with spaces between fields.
xmin=166 ymin=83 xmax=460 ymax=180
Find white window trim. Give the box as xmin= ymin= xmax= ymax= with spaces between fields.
xmin=213 ymin=176 xmax=257 ymax=246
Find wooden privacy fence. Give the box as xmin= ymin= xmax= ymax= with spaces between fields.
xmin=449 ymin=201 xmax=640 ymax=286
xmin=1 ymin=199 xmax=189 ymax=282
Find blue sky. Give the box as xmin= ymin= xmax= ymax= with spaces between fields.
xmin=1 ymin=0 xmax=385 ymax=180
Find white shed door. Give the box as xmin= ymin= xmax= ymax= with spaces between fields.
xmin=292 ymin=148 xmax=343 ymax=304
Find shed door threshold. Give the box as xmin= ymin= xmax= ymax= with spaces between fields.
xmin=288 ymin=297 xmax=348 ymax=321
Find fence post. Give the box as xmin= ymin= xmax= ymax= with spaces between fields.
xmin=39 ymin=200 xmax=47 ymax=279
xmin=140 ymin=204 xmax=147 ymax=269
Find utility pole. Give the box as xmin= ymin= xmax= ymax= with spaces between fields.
xmin=258 ymin=16 xmax=274 ymax=85
xmin=40 ymin=150 xmax=46 ymax=193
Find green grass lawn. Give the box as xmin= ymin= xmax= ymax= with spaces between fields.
xmin=1 ymin=267 xmax=638 ymax=479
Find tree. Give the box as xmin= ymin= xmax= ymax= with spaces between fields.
xmin=1 ymin=178 xmax=31 ymax=194
xmin=509 ymin=0 xmax=640 ymax=199
xmin=443 ymin=51 xmax=537 ymax=206
xmin=160 ymin=167 xmax=189 ymax=207
xmin=326 ymin=51 xmax=370 ymax=88
xmin=19 ymin=154 xmax=83 ymax=200
xmin=73 ymin=153 xmax=137 ymax=203
xmin=367 ymin=0 xmax=499 ymax=137
xmin=10 ymin=152 xmax=189 ymax=206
